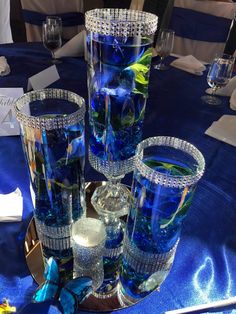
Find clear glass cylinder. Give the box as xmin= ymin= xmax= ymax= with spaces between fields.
xmin=86 ymin=8 xmax=158 ymax=178
xmin=118 ymin=136 xmax=205 ymax=305
xmin=15 ymin=89 xmax=86 ymax=280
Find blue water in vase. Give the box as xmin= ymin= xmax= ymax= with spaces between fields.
xmin=120 ymin=157 xmax=196 ymax=301
xmin=87 ymin=34 xmax=153 ymax=162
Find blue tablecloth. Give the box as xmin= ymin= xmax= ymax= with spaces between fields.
xmin=0 ymin=43 xmax=236 ymax=314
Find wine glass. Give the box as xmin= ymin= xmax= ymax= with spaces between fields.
xmin=201 ymin=54 xmax=235 ymax=105
xmin=154 ymin=29 xmax=175 ymax=70
xmin=42 ymin=17 xmax=62 ymax=64
xmin=46 ymin=16 xmax=62 ymax=26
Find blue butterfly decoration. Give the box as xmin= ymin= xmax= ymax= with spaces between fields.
xmin=33 ymin=257 xmax=93 ymax=314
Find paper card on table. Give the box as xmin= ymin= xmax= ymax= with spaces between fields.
xmin=0 ymin=188 xmax=23 ymax=222
xmin=205 ymin=115 xmax=236 ymax=147
xmin=0 ymin=87 xmax=24 ymax=136
xmin=27 ymin=65 xmax=60 ymax=91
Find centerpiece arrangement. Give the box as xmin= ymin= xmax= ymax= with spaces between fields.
xmin=15 ymin=8 xmax=206 ymax=314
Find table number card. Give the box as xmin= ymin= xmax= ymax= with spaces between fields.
xmin=0 ymin=88 xmax=24 ymax=136
xmin=27 ymin=65 xmax=60 ymax=91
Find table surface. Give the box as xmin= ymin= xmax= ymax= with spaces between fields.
xmin=0 ymin=42 xmax=236 ymax=314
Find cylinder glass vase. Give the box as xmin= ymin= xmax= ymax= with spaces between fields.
xmin=118 ymin=136 xmax=205 ymax=305
xmin=15 ymin=89 xmax=86 ymax=281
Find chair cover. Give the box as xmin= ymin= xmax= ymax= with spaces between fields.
xmin=169 ymin=0 xmax=236 ymax=63
xmin=0 ymin=0 xmax=13 ymax=43
xmin=20 ymin=0 xmax=84 ymax=42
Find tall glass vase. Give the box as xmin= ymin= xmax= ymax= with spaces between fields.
xmin=86 ymin=8 xmax=158 ymax=216
xmin=85 ymin=8 xmax=158 ymax=296
xmin=15 ymin=89 xmax=86 ymax=282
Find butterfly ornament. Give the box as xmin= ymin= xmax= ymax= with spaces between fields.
xmin=33 ymin=257 xmax=93 ymax=314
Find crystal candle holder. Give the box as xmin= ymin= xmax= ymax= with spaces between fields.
xmin=72 ymin=218 xmax=106 ymax=290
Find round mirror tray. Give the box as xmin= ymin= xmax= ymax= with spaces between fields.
xmin=24 ymin=181 xmax=136 ymax=312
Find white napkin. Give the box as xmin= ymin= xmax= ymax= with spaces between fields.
xmin=205 ymin=115 xmax=236 ymax=147
xmin=206 ymin=76 xmax=236 ymax=97
xmin=230 ymin=89 xmax=236 ymax=110
xmin=54 ymin=30 xmax=85 ymax=59
xmin=0 ymin=56 xmax=10 ymax=76
xmin=170 ymin=55 xmax=206 ymax=75
xmin=0 ymin=188 xmax=23 ymax=222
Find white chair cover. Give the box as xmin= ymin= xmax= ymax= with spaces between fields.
xmin=0 ymin=0 xmax=13 ymax=44
xmin=169 ymin=0 xmax=236 ymax=63
xmin=20 ymin=0 xmax=84 ymax=42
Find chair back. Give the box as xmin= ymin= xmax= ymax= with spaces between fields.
xmin=169 ymin=0 xmax=235 ymax=62
xmin=20 ymin=0 xmax=84 ymax=42
xmin=0 ymin=0 xmax=13 ymax=43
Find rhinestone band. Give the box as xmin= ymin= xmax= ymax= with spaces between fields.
xmin=89 ymin=149 xmax=135 ymax=177
xmin=37 ymin=230 xmax=71 ymax=250
xmin=35 ymin=218 xmax=71 ymax=238
xmin=15 ymin=89 xmax=86 ymax=130
xmin=123 ymin=236 xmax=178 ymax=274
xmin=103 ymin=245 xmax=123 ymax=258
xmin=135 ymin=136 xmax=205 ymax=188
xmin=85 ymin=8 xmax=158 ymax=37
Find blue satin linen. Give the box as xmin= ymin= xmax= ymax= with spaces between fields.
xmin=22 ymin=10 xmax=85 ymax=27
xmin=169 ymin=7 xmax=232 ymax=42
xmin=0 ymin=43 xmax=235 ymax=313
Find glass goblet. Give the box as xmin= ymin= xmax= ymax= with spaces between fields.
xmin=153 ymin=29 xmax=175 ymax=70
xmin=86 ymin=8 xmax=158 ymax=216
xmin=85 ymin=8 xmax=158 ymax=297
xmin=201 ymin=54 xmax=235 ymax=105
xmin=42 ymin=18 xmax=62 ymax=64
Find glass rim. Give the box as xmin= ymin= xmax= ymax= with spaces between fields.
xmin=135 ymin=136 xmax=205 ymax=188
xmin=85 ymin=8 xmax=158 ymax=37
xmin=213 ymin=53 xmax=235 ymax=63
xmin=159 ymin=28 xmax=175 ymax=34
xmin=14 ymin=88 xmax=86 ymax=130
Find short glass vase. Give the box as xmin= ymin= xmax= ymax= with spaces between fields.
xmin=118 ymin=136 xmax=205 ymax=305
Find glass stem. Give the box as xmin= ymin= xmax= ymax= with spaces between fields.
xmin=109 ymin=178 xmax=121 ymax=186
xmin=51 ymin=50 xmax=55 ymax=60
xmin=212 ymin=85 xmax=218 ymax=96
xmin=159 ymin=56 xmax=164 ymax=66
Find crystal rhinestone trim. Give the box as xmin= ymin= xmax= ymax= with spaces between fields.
xmin=35 ymin=218 xmax=71 ymax=238
xmin=135 ymin=136 xmax=205 ymax=188
xmin=37 ymin=230 xmax=71 ymax=250
xmin=89 ymin=149 xmax=135 ymax=177
xmin=14 ymin=89 xmax=86 ymax=130
xmin=123 ymin=235 xmax=178 ymax=274
xmin=103 ymin=245 xmax=123 ymax=258
xmin=85 ymin=8 xmax=158 ymax=37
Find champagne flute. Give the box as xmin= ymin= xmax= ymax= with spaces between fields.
xmin=201 ymin=54 xmax=235 ymax=105
xmin=154 ymin=29 xmax=175 ymax=70
xmin=42 ymin=18 xmax=62 ymax=64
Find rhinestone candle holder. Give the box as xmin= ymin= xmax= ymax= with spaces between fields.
xmin=118 ymin=136 xmax=205 ymax=305
xmin=72 ymin=218 xmax=106 ymax=290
